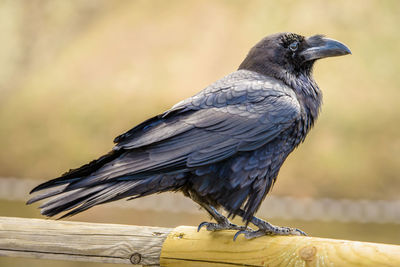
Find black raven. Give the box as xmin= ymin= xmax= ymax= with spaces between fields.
xmin=28 ymin=33 xmax=350 ymax=239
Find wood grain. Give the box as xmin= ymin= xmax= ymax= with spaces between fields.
xmin=160 ymin=226 xmax=400 ymax=267
xmin=0 ymin=216 xmax=171 ymax=265
xmin=1 ymin=217 xmax=400 ymax=266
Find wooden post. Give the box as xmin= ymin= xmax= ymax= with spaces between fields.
xmin=0 ymin=216 xmax=171 ymax=265
xmin=1 ymin=216 xmax=400 ymax=266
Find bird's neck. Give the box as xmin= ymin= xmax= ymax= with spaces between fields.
xmin=240 ymin=64 xmax=322 ymax=129
xmin=283 ymin=72 xmax=323 ymax=131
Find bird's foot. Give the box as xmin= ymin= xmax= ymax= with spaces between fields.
xmin=197 ymin=218 xmax=248 ymax=232
xmin=233 ymin=220 xmax=306 ymax=240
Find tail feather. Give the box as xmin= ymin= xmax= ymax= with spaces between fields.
xmin=39 ymin=184 xmax=110 ymax=211
xmin=39 ymin=184 xmax=111 ymax=217
xmin=26 ymin=185 xmax=68 ymax=205
xmin=57 ymin=181 xmax=141 ymax=218
xmin=30 ymin=174 xmax=185 ymax=218
xmin=30 ymin=149 xmax=123 ymax=194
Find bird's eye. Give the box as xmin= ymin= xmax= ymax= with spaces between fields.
xmin=289 ymin=42 xmax=298 ymax=52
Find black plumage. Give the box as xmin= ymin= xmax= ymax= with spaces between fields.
xmin=28 ymin=33 xmax=350 ymax=238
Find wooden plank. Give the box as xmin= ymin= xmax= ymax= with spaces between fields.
xmin=0 ymin=216 xmax=171 ymax=265
xmin=160 ymin=226 xmax=400 ymax=267
xmin=1 ymin=216 xmax=400 ymax=266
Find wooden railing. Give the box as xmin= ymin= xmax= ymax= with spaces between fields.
xmin=0 ymin=216 xmax=399 ymax=266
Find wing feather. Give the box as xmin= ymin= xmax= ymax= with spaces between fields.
xmin=39 ymin=71 xmax=301 ymax=192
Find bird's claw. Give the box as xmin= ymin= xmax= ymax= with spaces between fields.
xmin=293 ymin=228 xmax=307 ymax=236
xmin=197 ymin=221 xmax=210 ymax=232
xmin=197 ymin=221 xmax=248 ymax=232
xmin=233 ymin=227 xmax=307 ymax=240
xmin=234 ymin=229 xmax=268 ymax=240
xmin=233 ymin=230 xmax=248 ymax=241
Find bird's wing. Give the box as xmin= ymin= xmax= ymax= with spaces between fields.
xmin=29 ymin=71 xmax=301 ymax=196
xmin=76 ymin=75 xmax=301 ymax=187
xmin=114 ymin=72 xmax=300 ymax=152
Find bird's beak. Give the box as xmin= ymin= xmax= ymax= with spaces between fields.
xmin=300 ymin=36 xmax=351 ymax=63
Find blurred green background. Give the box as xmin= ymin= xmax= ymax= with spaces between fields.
xmin=0 ymin=0 xmax=399 ymax=266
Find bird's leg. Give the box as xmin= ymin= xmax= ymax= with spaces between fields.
xmin=233 ymin=209 xmax=307 ymax=240
xmin=197 ymin=204 xmax=249 ymax=232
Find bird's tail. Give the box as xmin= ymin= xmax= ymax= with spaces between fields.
xmin=29 ymin=150 xmax=123 ymax=194
xmin=31 ymin=176 xmax=178 ymax=218
xmin=27 ymin=150 xmax=186 ymax=218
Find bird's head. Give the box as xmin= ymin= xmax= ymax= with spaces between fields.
xmin=239 ymin=32 xmax=351 ymax=80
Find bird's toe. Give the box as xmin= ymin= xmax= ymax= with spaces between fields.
xmin=197 ymin=221 xmax=210 ymax=232
xmin=293 ymin=228 xmax=307 ymax=236
xmin=233 ymin=229 xmax=266 ymax=240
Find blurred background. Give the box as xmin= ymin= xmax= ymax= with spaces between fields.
xmin=0 ymin=0 xmax=399 ymax=266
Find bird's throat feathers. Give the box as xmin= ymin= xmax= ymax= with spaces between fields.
xmin=288 ymin=71 xmax=322 ymax=130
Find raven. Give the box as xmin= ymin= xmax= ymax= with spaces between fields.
xmin=28 ymin=33 xmax=350 ymax=239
